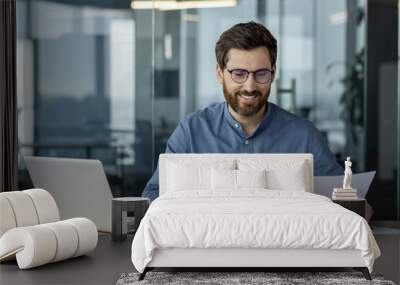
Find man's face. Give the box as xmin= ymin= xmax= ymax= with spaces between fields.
xmin=216 ymin=47 xmax=275 ymax=117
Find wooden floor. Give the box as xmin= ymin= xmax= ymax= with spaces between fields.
xmin=0 ymin=227 xmax=399 ymax=285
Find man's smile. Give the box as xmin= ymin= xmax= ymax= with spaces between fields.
xmin=239 ymin=93 xmax=259 ymax=102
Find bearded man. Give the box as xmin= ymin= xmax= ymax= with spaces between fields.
xmin=142 ymin=21 xmax=342 ymax=202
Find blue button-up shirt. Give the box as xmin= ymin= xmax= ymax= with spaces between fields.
xmin=142 ymin=102 xmax=343 ymax=201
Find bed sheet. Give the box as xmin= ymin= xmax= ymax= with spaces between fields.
xmin=131 ymin=190 xmax=380 ymax=273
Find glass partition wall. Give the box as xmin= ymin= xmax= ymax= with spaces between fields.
xmin=398 ymin=0 xmax=400 ymax=220
xmin=17 ymin=0 xmax=154 ymax=197
xmin=17 ymin=0 xmax=399 ymax=220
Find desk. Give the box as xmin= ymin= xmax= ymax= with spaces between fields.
xmin=0 ymin=234 xmax=133 ymax=285
xmin=20 ymin=142 xmax=125 ymax=161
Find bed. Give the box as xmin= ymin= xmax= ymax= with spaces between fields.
xmin=131 ymin=154 xmax=380 ymax=280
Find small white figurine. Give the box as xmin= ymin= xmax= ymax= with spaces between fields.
xmin=343 ymin=156 xmax=352 ymax=189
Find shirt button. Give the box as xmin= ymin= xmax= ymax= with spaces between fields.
xmin=245 ymin=140 xmax=249 ymax=145
xmin=234 ymin=123 xmax=239 ymax=128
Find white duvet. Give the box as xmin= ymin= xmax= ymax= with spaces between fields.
xmin=131 ymin=190 xmax=380 ymax=273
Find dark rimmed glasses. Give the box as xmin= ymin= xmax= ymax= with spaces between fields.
xmin=227 ymin=68 xmax=274 ymax=84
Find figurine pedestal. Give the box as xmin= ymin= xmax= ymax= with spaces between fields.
xmin=332 ymin=188 xmax=358 ymax=200
xmin=333 ymin=188 xmax=357 ymax=192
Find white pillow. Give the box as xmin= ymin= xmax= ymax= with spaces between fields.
xmin=237 ymin=159 xmax=309 ymax=191
xmin=237 ymin=169 xmax=267 ymax=188
xmin=211 ymin=168 xmax=267 ymax=190
xmin=211 ymin=168 xmax=236 ymax=189
xmin=166 ymin=160 xmax=235 ymax=192
xmin=266 ymin=167 xmax=307 ymax=191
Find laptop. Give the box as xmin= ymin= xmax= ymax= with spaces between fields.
xmin=314 ymin=171 xmax=376 ymax=199
xmin=24 ymin=156 xmax=113 ymax=232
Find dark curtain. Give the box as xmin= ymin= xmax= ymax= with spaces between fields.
xmin=0 ymin=0 xmax=17 ymax=192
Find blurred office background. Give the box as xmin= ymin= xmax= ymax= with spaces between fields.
xmin=16 ymin=0 xmax=399 ymax=220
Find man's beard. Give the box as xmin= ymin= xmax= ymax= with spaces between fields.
xmin=223 ymin=83 xmax=269 ymax=117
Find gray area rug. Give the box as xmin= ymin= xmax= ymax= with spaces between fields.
xmin=116 ymin=271 xmax=396 ymax=285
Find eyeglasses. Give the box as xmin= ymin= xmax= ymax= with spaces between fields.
xmin=227 ymin=68 xmax=274 ymax=84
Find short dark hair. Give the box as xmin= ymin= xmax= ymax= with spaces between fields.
xmin=215 ymin=21 xmax=277 ymax=70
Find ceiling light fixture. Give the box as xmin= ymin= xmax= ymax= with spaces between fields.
xmin=131 ymin=0 xmax=237 ymax=11
xmin=329 ymin=11 xmax=347 ymax=26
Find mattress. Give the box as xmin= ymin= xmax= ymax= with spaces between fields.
xmin=131 ymin=190 xmax=380 ymax=273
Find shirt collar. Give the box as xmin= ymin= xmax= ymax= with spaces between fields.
xmin=256 ymin=102 xmax=274 ymax=134
xmin=223 ymin=102 xmax=274 ymax=138
xmin=223 ymin=102 xmax=240 ymax=129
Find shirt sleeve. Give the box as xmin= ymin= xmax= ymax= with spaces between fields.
xmin=141 ymin=122 xmax=188 ymax=202
xmin=309 ymin=126 xmax=343 ymax=176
